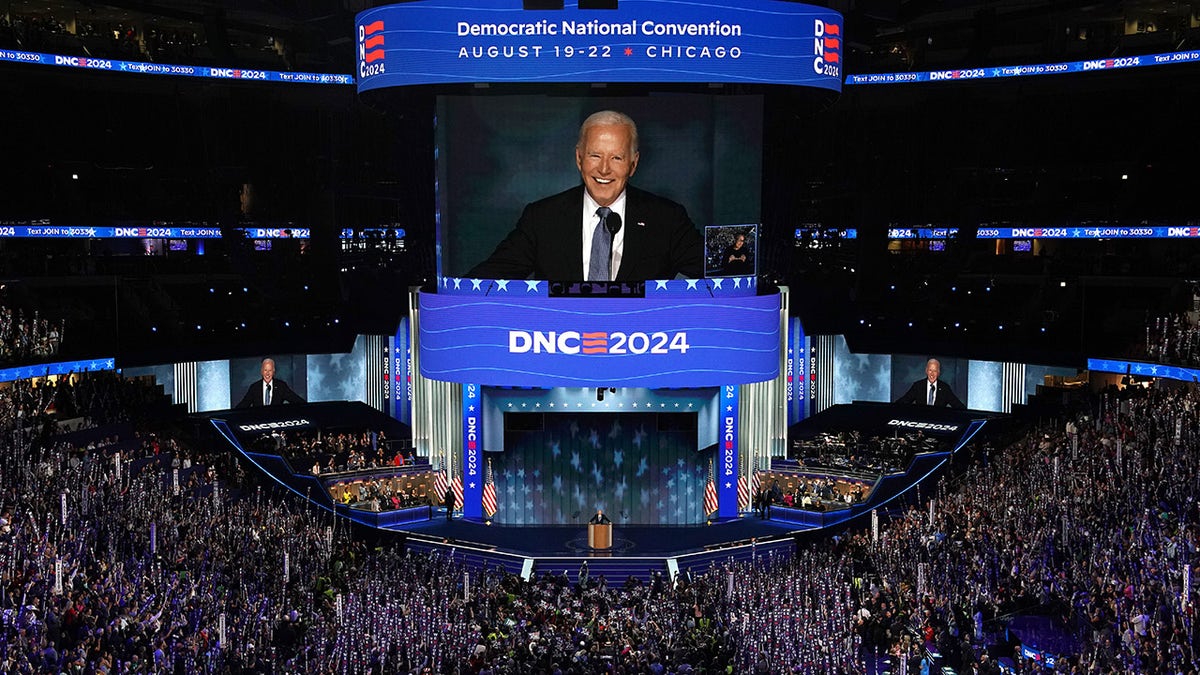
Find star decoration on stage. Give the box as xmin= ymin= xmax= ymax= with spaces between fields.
xmin=495 ymin=280 xmax=510 ymax=292
xmin=470 ymin=278 xmax=482 ymax=290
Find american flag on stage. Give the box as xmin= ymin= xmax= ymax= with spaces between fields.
xmin=738 ymin=468 xmax=762 ymax=511
xmin=433 ymin=468 xmax=449 ymax=500
xmin=452 ymin=475 xmax=464 ymax=510
xmin=703 ymin=457 xmax=718 ymax=516
xmin=482 ymin=458 xmax=498 ymax=518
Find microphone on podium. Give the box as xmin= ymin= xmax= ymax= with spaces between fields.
xmin=606 ymin=212 xmax=622 ymax=272
xmin=605 ymin=211 xmax=623 ymax=236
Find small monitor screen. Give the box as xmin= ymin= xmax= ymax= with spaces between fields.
xmin=704 ymin=224 xmax=758 ymax=278
xmin=1013 ymin=240 xmax=1033 ymax=252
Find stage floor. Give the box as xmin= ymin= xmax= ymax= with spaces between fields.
xmin=384 ymin=516 xmax=803 ymax=557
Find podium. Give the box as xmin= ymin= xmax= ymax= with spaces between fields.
xmin=587 ymin=523 xmax=612 ymax=550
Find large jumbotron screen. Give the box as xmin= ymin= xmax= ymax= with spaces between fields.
xmin=434 ymin=93 xmax=763 ymax=279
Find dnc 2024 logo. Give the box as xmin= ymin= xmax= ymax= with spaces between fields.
xmin=508 ymin=331 xmax=690 ymax=355
xmin=359 ymin=19 xmax=386 ymax=78
xmin=813 ymin=19 xmax=840 ymax=77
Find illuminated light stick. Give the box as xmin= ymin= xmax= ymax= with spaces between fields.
xmin=60 ymin=492 xmax=66 ymax=526
xmin=1185 ymin=564 xmax=1191 ymax=613
xmin=929 ymin=499 xmax=935 ymax=528
xmin=871 ymin=509 xmax=878 ymax=543
xmin=150 ymin=522 xmax=156 ymax=554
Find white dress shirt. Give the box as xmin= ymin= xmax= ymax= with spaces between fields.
xmin=580 ymin=190 xmax=627 ymax=280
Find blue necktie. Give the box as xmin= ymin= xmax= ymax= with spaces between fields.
xmin=927 ymin=383 xmax=935 ymax=406
xmin=588 ymin=207 xmax=613 ymax=281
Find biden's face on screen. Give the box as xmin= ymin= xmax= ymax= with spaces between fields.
xmin=575 ymin=122 xmax=639 ymax=208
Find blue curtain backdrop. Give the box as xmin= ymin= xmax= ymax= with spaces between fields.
xmin=493 ymin=412 xmax=704 ymax=526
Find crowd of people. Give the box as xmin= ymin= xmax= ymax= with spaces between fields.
xmin=4 ymin=366 xmax=1200 ymax=672
xmin=1145 ymin=313 xmax=1200 ymax=367
xmin=849 ymin=384 xmax=1200 ymax=672
xmin=0 ymin=302 xmax=62 ymax=366
xmin=328 ymin=475 xmax=432 ymax=512
xmin=756 ymin=475 xmax=868 ymax=514
xmin=791 ymin=431 xmax=940 ymax=477
xmin=269 ymin=428 xmax=419 ymax=476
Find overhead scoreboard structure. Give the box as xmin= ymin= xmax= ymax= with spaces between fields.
xmin=364 ymin=0 xmax=841 ymax=522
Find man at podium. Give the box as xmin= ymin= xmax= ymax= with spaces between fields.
xmin=587 ymin=509 xmax=612 ymax=550
xmin=588 ymin=509 xmax=612 ymax=525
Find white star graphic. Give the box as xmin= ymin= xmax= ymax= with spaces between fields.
xmin=733 ymin=277 xmax=742 ymax=288
xmin=468 ymin=405 xmax=475 ymax=412
xmin=686 ymin=279 xmax=698 ymax=290
xmin=468 ymin=482 xmax=476 ymax=489
xmin=712 ymin=278 xmax=724 ymax=289
xmin=495 ymin=280 xmax=510 ymax=292
xmin=525 ymin=280 xmax=540 ymax=292
xmin=452 ymin=278 xmax=462 ymax=290
xmin=654 ymin=280 xmax=669 ymax=290
xmin=725 ymin=482 xmax=732 ymax=489
xmin=726 ymin=405 xmax=733 ymax=412
xmin=470 ymin=278 xmax=482 ymax=290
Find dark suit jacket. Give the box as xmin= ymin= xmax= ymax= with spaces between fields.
xmin=236 ymin=379 xmax=305 ymax=409
xmin=896 ymin=379 xmax=965 ymax=409
xmin=467 ymin=185 xmax=703 ymax=280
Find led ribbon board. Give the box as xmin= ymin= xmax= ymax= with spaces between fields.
xmin=978 ymin=225 xmax=1200 ymax=239
xmin=418 ymin=291 xmax=781 ymax=388
xmin=355 ymin=0 xmax=843 ymax=90
xmin=0 ymin=49 xmax=353 ymax=84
